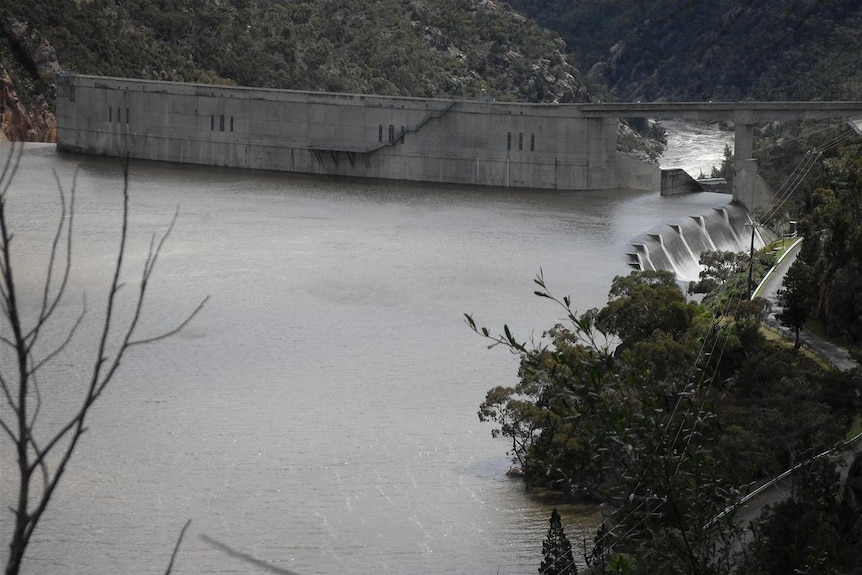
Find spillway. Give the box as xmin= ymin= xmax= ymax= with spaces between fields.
xmin=627 ymin=203 xmax=766 ymax=282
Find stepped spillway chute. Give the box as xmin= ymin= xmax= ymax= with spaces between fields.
xmin=629 ymin=203 xmax=767 ymax=283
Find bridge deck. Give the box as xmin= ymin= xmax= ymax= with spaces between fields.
xmin=579 ymin=101 xmax=862 ymax=122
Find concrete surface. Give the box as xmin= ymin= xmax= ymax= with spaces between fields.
xmin=57 ymin=74 xmax=862 ymax=203
xmin=55 ymin=74 xmax=658 ymax=192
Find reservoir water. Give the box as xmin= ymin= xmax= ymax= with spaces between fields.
xmin=2 ymin=124 xmax=733 ymax=575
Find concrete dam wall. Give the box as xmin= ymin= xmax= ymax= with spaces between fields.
xmin=55 ymin=74 xmax=659 ymax=191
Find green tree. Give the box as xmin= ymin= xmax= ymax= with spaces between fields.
xmin=477 ymin=384 xmax=544 ymax=468
xmin=471 ymin=268 xmax=857 ymax=575
xmin=473 ymin=318 xmax=617 ymax=497
xmin=710 ymin=144 xmax=734 ymax=181
xmin=796 ymin=143 xmax=862 ymax=344
xmin=776 ymin=259 xmax=816 ymax=351
xmin=505 ymin=0 xmax=862 ymax=102
xmin=540 ymin=508 xmax=576 ymax=575
xmin=595 ymin=270 xmax=696 ymax=345
xmin=688 ymin=250 xmax=742 ymax=296
xmin=743 ymin=458 xmax=862 ymax=575
xmin=1 ymin=0 xmax=593 ymax=107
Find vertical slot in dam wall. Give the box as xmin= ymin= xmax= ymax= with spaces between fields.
xmin=55 ymin=74 xmax=660 ymax=192
xmin=627 ymin=203 xmax=768 ymax=282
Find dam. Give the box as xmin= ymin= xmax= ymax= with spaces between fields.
xmin=55 ymin=74 xmax=862 ymax=211
xmin=54 ymin=74 xmax=862 ymax=285
xmin=54 ymin=73 xmax=658 ymax=192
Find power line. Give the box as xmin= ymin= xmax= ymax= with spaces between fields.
xmin=524 ymin=125 xmax=859 ymax=569
xmin=757 ymin=128 xmax=856 ymax=226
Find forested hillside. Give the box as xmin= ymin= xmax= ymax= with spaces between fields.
xmin=506 ymin=0 xmax=862 ymax=102
xmin=472 ymin=140 xmax=862 ymax=574
xmin=5 ymin=0 xmax=859 ymax=141
xmin=0 ymin=0 xmax=592 ymax=141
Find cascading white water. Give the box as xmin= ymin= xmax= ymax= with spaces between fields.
xmin=630 ymin=120 xmax=768 ymax=283
xmin=628 ymin=203 xmax=767 ymax=282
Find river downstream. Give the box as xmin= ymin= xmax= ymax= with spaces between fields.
xmin=2 ymin=124 xmax=731 ymax=574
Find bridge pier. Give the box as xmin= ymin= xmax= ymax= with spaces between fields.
xmin=732 ymin=121 xmax=772 ymax=213
xmin=582 ymin=101 xmax=862 ymax=211
xmin=733 ymin=122 xmax=757 ymax=211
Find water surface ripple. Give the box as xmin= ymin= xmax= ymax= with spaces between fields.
xmin=2 ymin=133 xmax=730 ymax=574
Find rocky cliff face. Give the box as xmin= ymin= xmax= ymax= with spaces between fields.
xmin=1 ymin=18 xmax=58 ymax=142
xmin=403 ymin=0 xmax=592 ymax=103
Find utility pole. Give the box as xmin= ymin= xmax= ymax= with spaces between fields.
xmin=746 ymin=222 xmax=759 ymax=299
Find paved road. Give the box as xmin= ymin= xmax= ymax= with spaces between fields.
xmin=721 ymin=238 xmax=862 ymax=551
xmin=752 ymin=238 xmax=859 ymax=371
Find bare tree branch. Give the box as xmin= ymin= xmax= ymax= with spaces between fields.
xmin=27 ymin=366 xmax=41 ymax=434
xmin=0 ymin=367 xmax=16 ymax=415
xmin=0 ymin=141 xmax=24 ymax=197
xmin=201 ymin=535 xmax=303 ymax=575
xmin=28 ymin=302 xmax=87 ymax=376
xmin=1 ymin=146 xmax=207 ymax=575
xmin=1 ymin=143 xmax=78 ymax=442
xmin=129 ymin=296 xmax=209 ymax=347
xmin=0 ymin=143 xmax=34 ymax=575
xmin=23 ymin=169 xmax=76 ymax=350
xmin=0 ymin=413 xmax=16 ymax=444
xmin=163 ymin=519 xmax=192 ymax=575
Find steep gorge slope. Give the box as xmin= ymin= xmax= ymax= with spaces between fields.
xmin=507 ymin=0 xmax=862 ymax=102
xmin=0 ymin=0 xmax=592 ymax=141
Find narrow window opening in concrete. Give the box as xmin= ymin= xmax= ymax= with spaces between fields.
xmin=220 ymin=115 xmax=225 ymax=132
xmin=530 ymin=133 xmax=535 ymax=152
xmin=518 ymin=132 xmax=523 ymax=151
xmin=116 ymin=107 xmax=121 ymax=123
xmin=401 ymin=126 xmax=405 ymax=143
xmin=125 ymin=108 xmax=129 ymax=124
xmin=388 ymin=124 xmax=394 ymax=144
xmin=230 ymin=116 xmax=234 ymax=132
xmin=211 ymin=115 xmax=214 ymax=131
xmin=109 ymin=107 xmax=112 ymax=122
xmin=507 ymin=132 xmax=511 ymax=151
xmin=378 ymin=125 xmax=383 ymax=143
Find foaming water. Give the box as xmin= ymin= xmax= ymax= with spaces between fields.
xmin=2 ymin=141 xmax=733 ymax=574
xmin=632 ymin=120 xmax=761 ymax=282
xmin=659 ymin=119 xmax=735 ymax=178
xmin=628 ymin=204 xmax=767 ymax=282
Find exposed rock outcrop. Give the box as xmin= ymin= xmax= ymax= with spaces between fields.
xmin=3 ymin=18 xmax=61 ymax=81
xmin=406 ymin=0 xmax=592 ymax=104
xmin=616 ymin=121 xmax=665 ymax=164
xmin=0 ymin=64 xmax=55 ymax=142
xmin=1 ymin=18 xmax=58 ymax=142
